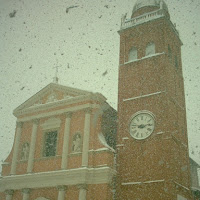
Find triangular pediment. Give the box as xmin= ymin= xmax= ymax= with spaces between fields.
xmin=14 ymin=83 xmax=92 ymax=115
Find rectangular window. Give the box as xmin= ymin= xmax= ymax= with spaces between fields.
xmin=44 ymin=131 xmax=58 ymax=157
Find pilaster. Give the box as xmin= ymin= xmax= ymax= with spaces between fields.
xmin=22 ymin=188 xmax=31 ymax=200
xmin=10 ymin=122 xmax=23 ymax=175
xmin=5 ymin=189 xmax=14 ymax=200
xmin=78 ymin=184 xmax=88 ymax=200
xmin=61 ymin=112 xmax=72 ymax=169
xmin=27 ymin=119 xmax=39 ymax=173
xmin=82 ymin=108 xmax=92 ymax=167
xmin=57 ymin=185 xmax=67 ymax=200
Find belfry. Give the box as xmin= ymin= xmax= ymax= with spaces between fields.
xmin=117 ymin=0 xmax=192 ymax=199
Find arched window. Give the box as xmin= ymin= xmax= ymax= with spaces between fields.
xmin=128 ymin=47 xmax=137 ymax=61
xmin=145 ymin=42 xmax=155 ymax=56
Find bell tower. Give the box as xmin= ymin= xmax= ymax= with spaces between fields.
xmin=116 ymin=0 xmax=192 ymax=199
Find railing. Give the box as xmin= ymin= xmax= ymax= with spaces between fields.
xmin=121 ymin=9 xmax=165 ymax=30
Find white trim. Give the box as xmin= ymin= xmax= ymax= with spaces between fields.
xmin=121 ymin=9 xmax=165 ymax=30
xmin=16 ymin=103 xmax=100 ymax=122
xmin=41 ymin=118 xmax=61 ymax=130
xmin=174 ymin=181 xmax=190 ymax=191
xmin=170 ymin=97 xmax=185 ymax=111
xmin=122 ymin=137 xmax=129 ymax=140
xmin=123 ymin=91 xmax=165 ymax=102
xmin=191 ymin=187 xmax=200 ymax=192
xmin=123 ymin=52 xmax=165 ymax=66
xmin=14 ymin=93 xmax=106 ymax=117
xmin=172 ymin=135 xmax=187 ymax=148
xmin=156 ymin=131 xmax=164 ymax=135
xmin=122 ymin=179 xmax=164 ymax=186
xmin=143 ymin=179 xmax=164 ymax=184
xmin=122 ymin=182 xmax=142 ymax=185
xmin=14 ymin=83 xmax=95 ymax=113
xmin=0 ymin=167 xmax=116 ymax=192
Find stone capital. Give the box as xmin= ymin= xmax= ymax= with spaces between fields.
xmin=22 ymin=188 xmax=31 ymax=194
xmin=32 ymin=119 xmax=40 ymax=125
xmin=5 ymin=189 xmax=14 ymax=195
xmin=16 ymin=122 xmax=23 ymax=128
xmin=65 ymin=112 xmax=73 ymax=118
xmin=77 ymin=184 xmax=88 ymax=190
xmin=83 ymin=108 xmax=92 ymax=114
xmin=57 ymin=185 xmax=68 ymax=191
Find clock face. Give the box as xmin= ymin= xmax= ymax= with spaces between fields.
xmin=129 ymin=112 xmax=155 ymax=140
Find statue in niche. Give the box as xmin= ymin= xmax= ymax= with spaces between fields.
xmin=72 ymin=133 xmax=81 ymax=152
xmin=21 ymin=142 xmax=29 ymax=160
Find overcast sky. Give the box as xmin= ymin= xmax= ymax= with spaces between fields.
xmin=0 ymin=0 xmax=200 ymax=171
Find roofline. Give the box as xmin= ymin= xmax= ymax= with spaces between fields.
xmin=13 ymin=83 xmax=96 ymax=113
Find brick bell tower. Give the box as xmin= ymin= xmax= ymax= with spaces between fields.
xmin=116 ymin=0 xmax=192 ymax=199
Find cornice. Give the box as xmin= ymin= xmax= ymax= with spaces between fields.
xmin=13 ymin=82 xmax=107 ymax=117
xmin=14 ymin=93 xmax=106 ymax=119
xmin=0 ymin=167 xmax=116 ymax=192
xmin=16 ymin=103 xmax=101 ymax=123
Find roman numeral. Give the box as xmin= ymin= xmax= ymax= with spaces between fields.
xmin=133 ymin=130 xmax=137 ymax=134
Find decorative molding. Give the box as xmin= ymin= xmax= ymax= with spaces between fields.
xmin=65 ymin=112 xmax=73 ymax=118
xmin=123 ymin=52 xmax=165 ymax=66
xmin=123 ymin=91 xmax=166 ymax=102
xmin=84 ymin=108 xmax=92 ymax=114
xmin=32 ymin=119 xmax=40 ymax=125
xmin=14 ymin=91 xmax=106 ymax=118
xmin=13 ymin=83 xmax=93 ymax=112
xmin=0 ymin=167 xmax=116 ymax=192
xmin=174 ymin=181 xmax=190 ymax=191
xmin=57 ymin=185 xmax=68 ymax=191
xmin=77 ymin=184 xmax=88 ymax=190
xmin=122 ymin=179 xmax=165 ymax=186
xmin=22 ymin=188 xmax=31 ymax=194
xmin=41 ymin=117 xmax=61 ymax=130
xmin=16 ymin=103 xmax=100 ymax=123
xmin=16 ymin=122 xmax=23 ymax=128
xmin=5 ymin=189 xmax=14 ymax=195
xmin=156 ymin=131 xmax=164 ymax=135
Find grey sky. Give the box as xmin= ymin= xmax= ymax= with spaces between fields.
xmin=0 ymin=0 xmax=200 ymax=170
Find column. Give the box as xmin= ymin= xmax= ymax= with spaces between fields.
xmin=57 ymin=185 xmax=67 ymax=200
xmin=78 ymin=184 xmax=87 ymax=200
xmin=10 ymin=122 xmax=23 ymax=175
xmin=22 ymin=188 xmax=30 ymax=200
xmin=27 ymin=119 xmax=39 ymax=173
xmin=61 ymin=112 xmax=72 ymax=169
xmin=82 ymin=108 xmax=91 ymax=167
xmin=5 ymin=190 xmax=14 ymax=200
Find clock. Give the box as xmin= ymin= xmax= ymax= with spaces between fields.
xmin=129 ymin=111 xmax=155 ymax=140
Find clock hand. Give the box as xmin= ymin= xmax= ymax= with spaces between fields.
xmin=138 ymin=124 xmax=145 ymax=129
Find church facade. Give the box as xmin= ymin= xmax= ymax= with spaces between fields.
xmin=0 ymin=0 xmax=195 ymax=199
xmin=0 ymin=83 xmax=117 ymax=200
